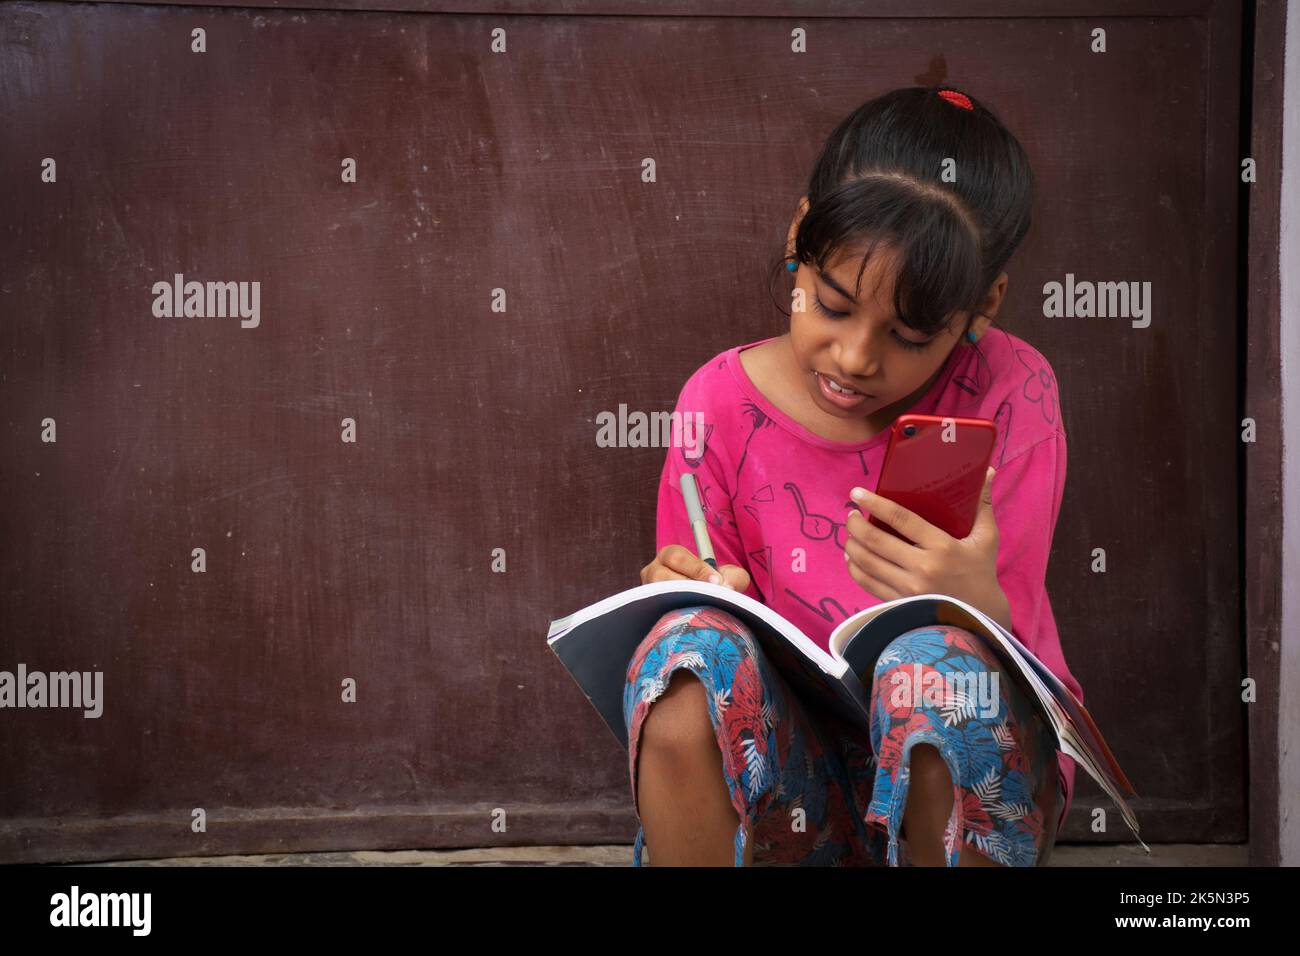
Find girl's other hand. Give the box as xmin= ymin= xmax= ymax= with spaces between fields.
xmin=641 ymin=545 xmax=752 ymax=592
xmin=843 ymin=467 xmax=1010 ymax=628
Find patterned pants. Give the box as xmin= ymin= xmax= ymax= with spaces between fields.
xmin=623 ymin=605 xmax=1063 ymax=866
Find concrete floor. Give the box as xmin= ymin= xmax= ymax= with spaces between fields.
xmin=81 ymin=843 xmax=1249 ymax=867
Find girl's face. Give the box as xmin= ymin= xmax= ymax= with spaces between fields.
xmin=788 ymin=245 xmax=964 ymax=432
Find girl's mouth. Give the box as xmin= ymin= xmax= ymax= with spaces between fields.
xmin=814 ymin=371 xmax=873 ymax=409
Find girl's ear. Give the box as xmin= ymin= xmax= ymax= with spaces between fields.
xmin=966 ymin=313 xmax=993 ymax=341
xmin=785 ymin=194 xmax=810 ymax=256
xmin=967 ymin=272 xmax=1009 ymax=338
xmin=981 ymin=272 xmax=1010 ymax=317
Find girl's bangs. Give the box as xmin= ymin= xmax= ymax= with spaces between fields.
xmin=796 ymin=177 xmax=986 ymax=337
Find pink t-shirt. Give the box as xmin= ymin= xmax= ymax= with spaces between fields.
xmin=655 ymin=329 xmax=1084 ymax=828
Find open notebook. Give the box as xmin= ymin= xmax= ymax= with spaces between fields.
xmin=547 ymin=579 xmax=1143 ymax=847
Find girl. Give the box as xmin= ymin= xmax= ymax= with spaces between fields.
xmin=625 ymin=86 xmax=1085 ymax=867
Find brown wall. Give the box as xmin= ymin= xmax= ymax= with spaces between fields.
xmin=0 ymin=0 xmax=1254 ymax=862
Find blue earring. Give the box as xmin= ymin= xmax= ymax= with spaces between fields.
xmin=786 ymin=260 xmax=798 ymax=272
xmin=966 ymin=330 xmax=978 ymax=343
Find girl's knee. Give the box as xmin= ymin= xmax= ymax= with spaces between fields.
xmin=652 ymin=604 xmax=749 ymax=637
xmin=624 ymin=605 xmax=769 ymax=748
xmin=907 ymin=742 xmax=955 ymax=789
xmin=627 ymin=606 xmax=754 ymax=682
xmin=873 ymin=626 xmax=994 ymax=681
xmin=638 ymin=670 xmax=718 ymax=756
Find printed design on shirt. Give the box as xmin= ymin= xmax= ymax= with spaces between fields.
xmin=681 ymin=421 xmax=715 ymax=469
xmin=951 ymin=340 xmax=990 ymax=405
xmin=698 ymin=479 xmax=737 ymax=532
xmin=784 ymin=482 xmax=856 ymax=551
xmin=992 ymin=401 xmax=1013 ymax=468
xmin=740 ymin=483 xmax=775 ymax=525
xmin=747 ymin=544 xmax=773 ymax=599
xmin=678 ymin=431 xmax=737 ymax=531
xmin=1014 ymin=348 xmax=1057 ymax=426
xmin=783 ymin=588 xmax=866 ymax=627
xmin=735 ymin=400 xmax=775 ymax=485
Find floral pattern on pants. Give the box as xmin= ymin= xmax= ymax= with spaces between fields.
xmin=622 ymin=605 xmax=1063 ymax=866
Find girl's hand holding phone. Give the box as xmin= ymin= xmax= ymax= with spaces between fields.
xmin=641 ymin=544 xmax=752 ymax=593
xmin=843 ymin=466 xmax=1012 ymax=630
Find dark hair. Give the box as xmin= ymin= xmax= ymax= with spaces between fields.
xmin=768 ymin=85 xmax=1035 ymax=337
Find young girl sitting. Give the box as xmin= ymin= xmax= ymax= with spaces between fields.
xmin=625 ymin=85 xmax=1085 ymax=867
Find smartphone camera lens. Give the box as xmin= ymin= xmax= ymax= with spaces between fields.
xmin=902 ymin=424 xmax=917 ymax=437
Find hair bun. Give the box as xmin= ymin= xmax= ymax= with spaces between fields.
xmin=937 ymin=89 xmax=974 ymax=111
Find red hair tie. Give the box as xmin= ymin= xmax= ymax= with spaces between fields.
xmin=937 ymin=89 xmax=974 ymax=110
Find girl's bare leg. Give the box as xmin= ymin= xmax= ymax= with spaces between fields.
xmin=636 ymin=669 xmax=755 ymax=866
xmin=902 ymin=743 xmax=1003 ymax=867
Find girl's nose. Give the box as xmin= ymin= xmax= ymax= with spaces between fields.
xmin=837 ymin=331 xmax=883 ymax=379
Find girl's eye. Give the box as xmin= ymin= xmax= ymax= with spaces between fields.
xmin=891 ymin=331 xmax=934 ymax=352
xmin=813 ymin=295 xmax=934 ymax=351
xmin=812 ymin=295 xmax=850 ymax=320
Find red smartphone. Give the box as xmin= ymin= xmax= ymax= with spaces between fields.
xmin=867 ymin=413 xmax=997 ymax=544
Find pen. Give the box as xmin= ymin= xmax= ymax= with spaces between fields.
xmin=679 ymin=473 xmax=718 ymax=570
